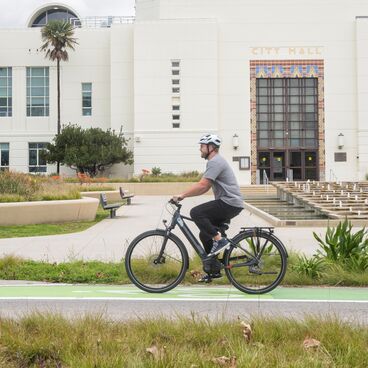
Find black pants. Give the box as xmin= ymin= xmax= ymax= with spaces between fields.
xmin=190 ymin=200 xmax=242 ymax=254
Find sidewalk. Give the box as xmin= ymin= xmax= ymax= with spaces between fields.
xmin=0 ymin=196 xmax=324 ymax=262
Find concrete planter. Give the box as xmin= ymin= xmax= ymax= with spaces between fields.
xmin=80 ymin=182 xmax=207 ymax=196
xmin=82 ymin=191 xmax=122 ymax=202
xmin=0 ymin=197 xmax=99 ymax=226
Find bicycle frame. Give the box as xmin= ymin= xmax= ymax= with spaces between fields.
xmin=160 ymin=202 xmax=287 ymax=267
xmin=164 ymin=204 xmax=208 ymax=258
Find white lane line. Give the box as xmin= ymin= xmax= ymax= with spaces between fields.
xmin=0 ymin=297 xmax=366 ymax=303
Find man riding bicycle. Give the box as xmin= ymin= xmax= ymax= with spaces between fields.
xmin=172 ymin=134 xmax=244 ymax=281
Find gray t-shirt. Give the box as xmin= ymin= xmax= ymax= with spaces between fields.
xmin=203 ymin=154 xmax=244 ymax=208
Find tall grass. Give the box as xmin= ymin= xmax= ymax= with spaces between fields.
xmin=0 ymin=171 xmax=81 ymax=202
xmin=0 ymin=171 xmax=40 ymax=199
xmin=0 ymin=314 xmax=366 ymax=367
xmin=0 ymin=252 xmax=368 ymax=286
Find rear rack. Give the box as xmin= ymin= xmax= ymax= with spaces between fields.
xmin=240 ymin=227 xmax=274 ymax=234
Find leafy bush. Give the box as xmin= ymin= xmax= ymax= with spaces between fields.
xmin=151 ymin=167 xmax=161 ymax=176
xmin=44 ymin=124 xmax=133 ymax=177
xmin=313 ymin=219 xmax=368 ymax=271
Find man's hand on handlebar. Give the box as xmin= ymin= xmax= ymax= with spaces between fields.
xmin=171 ymin=195 xmax=183 ymax=203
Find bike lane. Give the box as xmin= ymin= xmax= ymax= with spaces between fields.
xmin=0 ymin=284 xmax=366 ymax=302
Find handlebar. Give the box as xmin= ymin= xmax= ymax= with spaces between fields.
xmin=169 ymin=199 xmax=182 ymax=209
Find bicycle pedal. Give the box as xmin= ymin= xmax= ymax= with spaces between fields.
xmin=198 ymin=274 xmax=213 ymax=283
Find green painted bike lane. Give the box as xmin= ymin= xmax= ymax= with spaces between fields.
xmin=0 ymin=284 xmax=367 ymax=301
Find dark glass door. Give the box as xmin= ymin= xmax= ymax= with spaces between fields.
xmin=272 ymin=151 xmax=285 ymax=180
xmin=258 ymin=150 xmax=318 ymax=181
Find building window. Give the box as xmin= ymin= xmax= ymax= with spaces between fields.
xmin=0 ymin=143 xmax=9 ymax=170
xmin=171 ymin=60 xmax=181 ymax=128
xmin=82 ymin=83 xmax=92 ymax=116
xmin=0 ymin=68 xmax=12 ymax=117
xmin=30 ymin=6 xmax=79 ymax=27
xmin=256 ymin=78 xmax=318 ymax=149
xmin=26 ymin=67 xmax=49 ymax=117
xmin=29 ymin=143 xmax=47 ymax=173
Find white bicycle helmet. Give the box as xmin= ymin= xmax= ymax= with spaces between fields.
xmin=198 ymin=134 xmax=221 ymax=147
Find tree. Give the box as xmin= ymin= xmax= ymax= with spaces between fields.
xmin=44 ymin=124 xmax=134 ymax=177
xmin=40 ymin=20 xmax=78 ymax=174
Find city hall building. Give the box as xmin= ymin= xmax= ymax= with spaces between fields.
xmin=1 ymin=0 xmax=368 ymax=184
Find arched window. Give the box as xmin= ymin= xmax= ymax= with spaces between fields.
xmin=29 ymin=6 xmax=80 ymax=27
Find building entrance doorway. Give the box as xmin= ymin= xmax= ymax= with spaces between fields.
xmin=256 ymin=77 xmax=319 ymax=182
xmin=258 ymin=150 xmax=318 ymax=182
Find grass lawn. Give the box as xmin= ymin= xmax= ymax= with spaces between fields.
xmin=0 ymin=254 xmax=367 ymax=287
xmin=0 ymin=315 xmax=367 ymax=367
xmin=0 ymin=206 xmax=108 ymax=238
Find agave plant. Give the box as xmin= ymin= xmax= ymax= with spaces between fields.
xmin=313 ymin=219 xmax=368 ymax=271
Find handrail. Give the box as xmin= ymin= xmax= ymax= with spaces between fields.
xmin=329 ymin=169 xmax=338 ymax=182
xmin=70 ymin=16 xmax=135 ymax=28
xmin=262 ymin=169 xmax=269 ymax=185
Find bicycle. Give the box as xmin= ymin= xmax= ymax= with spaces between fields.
xmin=125 ymin=200 xmax=288 ymax=294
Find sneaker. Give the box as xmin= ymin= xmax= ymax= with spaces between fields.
xmin=198 ymin=272 xmax=222 ymax=283
xmin=208 ymin=238 xmax=230 ymax=257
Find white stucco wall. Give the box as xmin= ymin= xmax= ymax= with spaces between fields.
xmin=356 ymin=17 xmax=368 ymax=181
xmin=1 ymin=0 xmax=368 ymax=183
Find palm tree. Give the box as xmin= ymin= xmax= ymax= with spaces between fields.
xmin=40 ymin=20 xmax=78 ymax=174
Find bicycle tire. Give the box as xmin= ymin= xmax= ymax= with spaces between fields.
xmin=125 ymin=229 xmax=189 ymax=293
xmin=223 ymin=230 xmax=287 ymax=294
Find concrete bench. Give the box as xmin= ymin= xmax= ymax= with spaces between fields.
xmin=99 ymin=193 xmax=122 ymax=218
xmin=119 ymin=187 xmax=135 ymax=205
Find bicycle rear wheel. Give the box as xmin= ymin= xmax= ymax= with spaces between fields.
xmin=125 ymin=229 xmax=189 ymax=293
xmin=223 ymin=230 xmax=287 ymax=294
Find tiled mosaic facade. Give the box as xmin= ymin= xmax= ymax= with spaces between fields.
xmin=249 ymin=60 xmax=325 ymax=183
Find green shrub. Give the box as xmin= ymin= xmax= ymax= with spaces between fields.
xmin=313 ymin=219 xmax=368 ymax=271
xmin=292 ymin=254 xmax=324 ymax=279
xmin=151 ymin=167 xmax=161 ymax=176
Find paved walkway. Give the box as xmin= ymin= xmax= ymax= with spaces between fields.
xmin=0 ymin=284 xmax=366 ymax=301
xmin=0 ymin=196 xmax=326 ymax=262
xmin=0 ymin=283 xmax=366 ymax=323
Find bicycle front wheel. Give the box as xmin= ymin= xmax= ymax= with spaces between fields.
xmin=223 ymin=230 xmax=287 ymax=294
xmin=125 ymin=229 xmax=189 ymax=293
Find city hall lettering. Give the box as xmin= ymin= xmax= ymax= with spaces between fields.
xmin=251 ymin=47 xmax=323 ymax=56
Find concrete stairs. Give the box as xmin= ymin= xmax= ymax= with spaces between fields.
xmin=272 ymin=181 xmax=368 ymax=219
xmin=240 ymin=185 xmax=277 ymax=198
